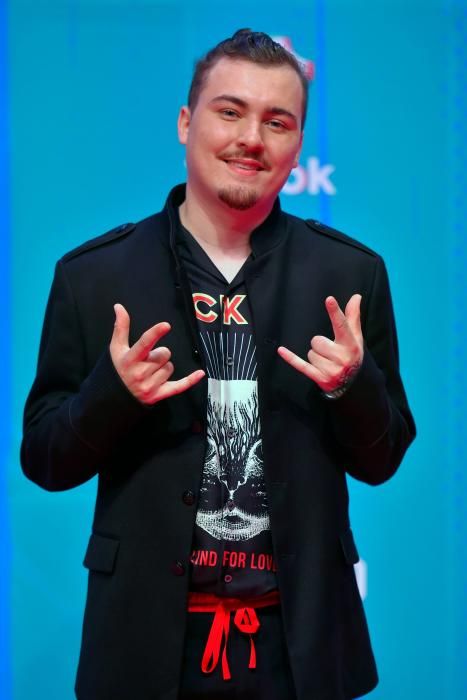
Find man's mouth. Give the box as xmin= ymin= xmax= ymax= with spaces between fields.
xmin=222 ymin=158 xmax=266 ymax=172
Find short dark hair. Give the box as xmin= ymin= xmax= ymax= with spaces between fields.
xmin=188 ymin=29 xmax=309 ymax=128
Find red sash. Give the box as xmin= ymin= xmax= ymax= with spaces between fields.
xmin=187 ymin=590 xmax=280 ymax=681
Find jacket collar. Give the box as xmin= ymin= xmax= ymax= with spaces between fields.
xmin=162 ymin=183 xmax=289 ymax=260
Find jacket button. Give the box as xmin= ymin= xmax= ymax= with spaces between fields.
xmin=171 ymin=561 xmax=185 ymax=576
xmin=182 ymin=490 xmax=195 ymax=506
xmin=191 ymin=420 xmax=203 ymax=434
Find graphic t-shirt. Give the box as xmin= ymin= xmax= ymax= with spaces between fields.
xmin=176 ymin=220 xmax=277 ymax=598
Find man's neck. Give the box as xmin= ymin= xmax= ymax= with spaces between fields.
xmin=179 ymin=183 xmax=274 ymax=254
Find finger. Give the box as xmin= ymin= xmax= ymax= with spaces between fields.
xmin=325 ymin=296 xmax=354 ymax=345
xmin=307 ymin=349 xmax=352 ymax=391
xmin=307 ymin=349 xmax=339 ymax=378
xmin=277 ymin=346 xmax=327 ymax=386
xmin=138 ymin=362 xmax=176 ymax=401
xmin=135 ymin=359 xmax=175 ymax=386
xmin=127 ymin=322 xmax=172 ymax=363
xmin=147 ymin=346 xmax=171 ymax=364
xmin=153 ymin=369 xmax=205 ymax=402
xmin=345 ymin=294 xmax=363 ymax=339
xmin=111 ymin=303 xmax=130 ymax=350
xmin=154 ymin=361 xmax=175 ymax=383
xmin=310 ymin=335 xmax=343 ymax=364
xmin=127 ymin=361 xmax=164 ymax=385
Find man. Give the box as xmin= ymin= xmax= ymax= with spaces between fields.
xmin=22 ymin=29 xmax=415 ymax=700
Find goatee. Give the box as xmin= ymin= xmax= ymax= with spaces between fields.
xmin=218 ymin=186 xmax=259 ymax=211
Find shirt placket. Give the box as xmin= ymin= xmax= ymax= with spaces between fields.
xmin=220 ymin=286 xmax=236 ymax=585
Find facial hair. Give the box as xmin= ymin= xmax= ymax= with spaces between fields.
xmin=217 ymin=185 xmax=259 ymax=211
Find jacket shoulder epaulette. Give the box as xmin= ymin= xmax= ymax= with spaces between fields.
xmin=61 ymin=222 xmax=136 ymax=263
xmin=305 ymin=219 xmax=377 ymax=257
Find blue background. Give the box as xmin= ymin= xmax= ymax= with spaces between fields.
xmin=3 ymin=0 xmax=467 ymax=698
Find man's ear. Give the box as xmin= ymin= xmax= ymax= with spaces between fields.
xmin=178 ymin=106 xmax=191 ymax=145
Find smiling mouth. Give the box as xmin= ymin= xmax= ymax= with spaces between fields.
xmin=223 ymin=159 xmax=265 ymax=172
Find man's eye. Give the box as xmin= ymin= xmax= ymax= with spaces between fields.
xmin=268 ymin=120 xmax=286 ymax=130
xmin=220 ymin=109 xmax=239 ymax=118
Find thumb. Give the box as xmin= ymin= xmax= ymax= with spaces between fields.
xmin=111 ymin=303 xmax=130 ymax=350
xmin=345 ymin=294 xmax=362 ymax=337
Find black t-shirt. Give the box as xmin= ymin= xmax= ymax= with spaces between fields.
xmin=176 ymin=216 xmax=277 ymax=598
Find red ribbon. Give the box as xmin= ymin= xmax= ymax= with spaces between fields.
xmin=188 ymin=590 xmax=280 ymax=681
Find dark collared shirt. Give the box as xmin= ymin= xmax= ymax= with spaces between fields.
xmin=176 ymin=213 xmax=278 ymax=598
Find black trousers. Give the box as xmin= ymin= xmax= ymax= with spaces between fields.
xmin=178 ymin=604 xmax=297 ymax=700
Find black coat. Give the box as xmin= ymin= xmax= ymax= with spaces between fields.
xmin=21 ymin=185 xmax=415 ymax=700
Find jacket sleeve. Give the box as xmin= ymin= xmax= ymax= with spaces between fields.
xmin=325 ymin=255 xmax=416 ymax=485
xmin=21 ymin=260 xmax=149 ymax=491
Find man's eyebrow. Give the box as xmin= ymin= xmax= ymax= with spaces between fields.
xmin=209 ymin=94 xmax=298 ymax=123
xmin=267 ymin=107 xmax=298 ymax=124
xmin=209 ymin=95 xmax=248 ymax=108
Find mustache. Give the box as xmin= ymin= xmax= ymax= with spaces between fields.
xmin=218 ymin=150 xmax=271 ymax=170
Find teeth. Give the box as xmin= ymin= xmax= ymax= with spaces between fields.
xmin=229 ymin=162 xmax=259 ymax=170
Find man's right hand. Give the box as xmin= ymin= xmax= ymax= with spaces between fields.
xmin=110 ymin=303 xmax=205 ymax=405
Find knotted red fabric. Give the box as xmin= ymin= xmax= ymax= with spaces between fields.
xmin=187 ymin=590 xmax=280 ymax=681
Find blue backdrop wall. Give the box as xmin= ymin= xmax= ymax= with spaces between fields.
xmin=3 ymin=0 xmax=467 ymax=698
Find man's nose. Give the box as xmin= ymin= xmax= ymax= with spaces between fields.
xmin=236 ymin=120 xmax=264 ymax=151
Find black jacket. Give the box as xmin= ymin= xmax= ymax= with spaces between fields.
xmin=21 ymin=185 xmax=415 ymax=700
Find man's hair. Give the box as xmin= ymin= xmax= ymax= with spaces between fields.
xmin=188 ymin=29 xmax=309 ymax=128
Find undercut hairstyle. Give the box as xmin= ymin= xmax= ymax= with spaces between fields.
xmin=188 ymin=29 xmax=309 ymax=128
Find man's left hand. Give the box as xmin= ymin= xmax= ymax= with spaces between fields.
xmin=277 ymin=294 xmax=364 ymax=393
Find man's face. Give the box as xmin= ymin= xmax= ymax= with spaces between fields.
xmin=178 ymin=58 xmax=304 ymax=213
